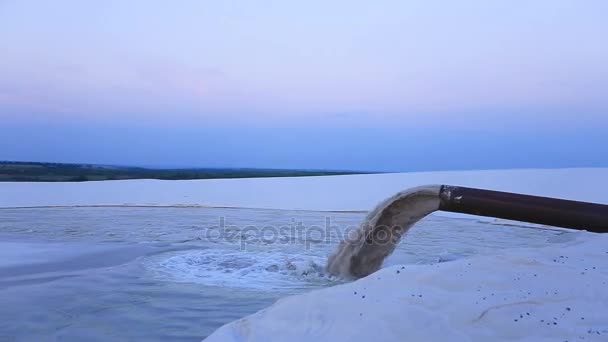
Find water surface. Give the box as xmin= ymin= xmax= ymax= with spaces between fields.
xmin=0 ymin=207 xmax=569 ymax=341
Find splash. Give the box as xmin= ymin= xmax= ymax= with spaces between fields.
xmin=144 ymin=249 xmax=337 ymax=291
xmin=326 ymin=185 xmax=442 ymax=278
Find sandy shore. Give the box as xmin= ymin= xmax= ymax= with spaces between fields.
xmin=1 ymin=168 xmax=607 ymax=211
xmin=206 ymin=231 xmax=608 ymax=341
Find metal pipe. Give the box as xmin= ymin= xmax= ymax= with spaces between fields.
xmin=438 ymin=185 xmax=608 ymax=232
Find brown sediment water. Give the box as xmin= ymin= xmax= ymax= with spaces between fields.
xmin=326 ymin=185 xmax=442 ymax=279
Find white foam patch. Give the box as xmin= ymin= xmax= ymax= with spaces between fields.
xmin=143 ymin=249 xmax=340 ymax=291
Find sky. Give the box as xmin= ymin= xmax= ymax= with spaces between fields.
xmin=1 ymin=0 xmax=606 ymax=171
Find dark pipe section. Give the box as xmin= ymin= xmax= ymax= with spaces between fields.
xmin=438 ymin=185 xmax=608 ymax=232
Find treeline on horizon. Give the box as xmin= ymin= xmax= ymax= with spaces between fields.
xmin=0 ymin=161 xmax=366 ymax=182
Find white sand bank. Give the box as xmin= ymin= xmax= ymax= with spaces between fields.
xmin=205 ymin=231 xmax=608 ymax=341
xmin=1 ymin=168 xmax=607 ymax=210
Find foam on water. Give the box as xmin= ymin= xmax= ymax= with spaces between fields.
xmin=143 ymin=248 xmax=340 ymax=292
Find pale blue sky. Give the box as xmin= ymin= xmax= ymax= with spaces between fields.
xmin=1 ymin=0 xmax=606 ymax=171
